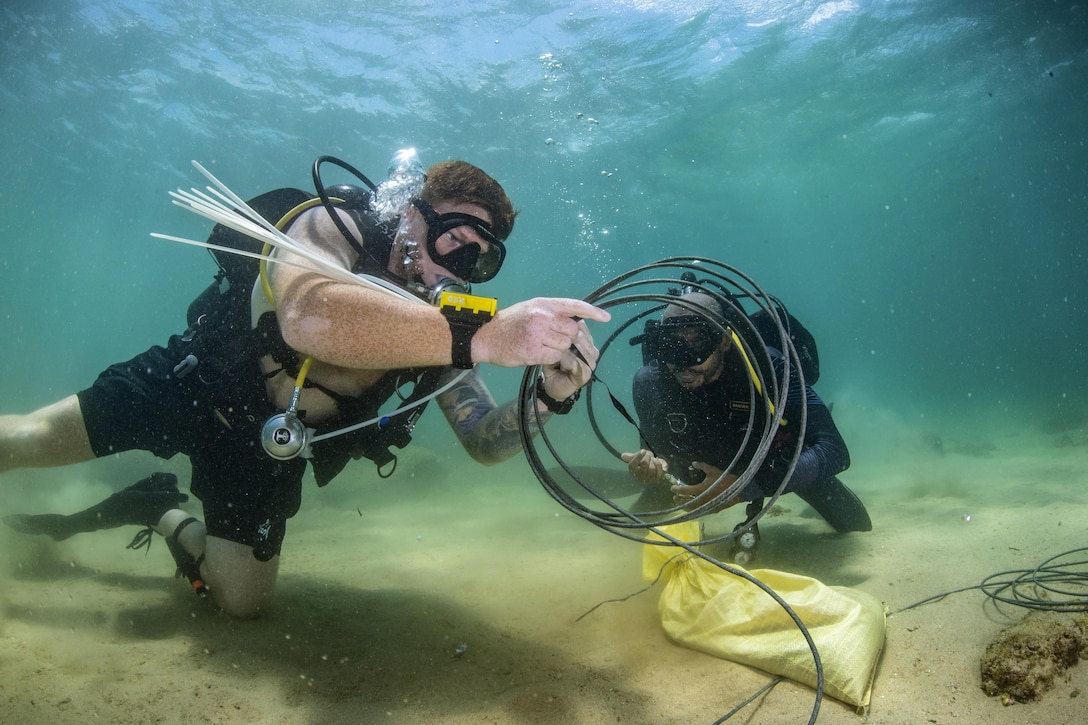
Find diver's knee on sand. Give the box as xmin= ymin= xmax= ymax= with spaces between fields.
xmin=796 ymin=476 xmax=872 ymax=533
xmin=202 ymin=536 xmax=280 ymax=619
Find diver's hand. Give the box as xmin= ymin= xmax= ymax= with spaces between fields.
xmin=472 ymin=298 xmax=610 ymax=368
xmin=670 ymin=462 xmax=741 ymax=512
xmin=540 ymin=320 xmax=599 ymax=402
xmin=622 ymin=449 xmax=669 ymax=484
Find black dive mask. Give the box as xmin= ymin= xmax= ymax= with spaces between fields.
xmin=411 ymin=197 xmax=506 ymax=283
xmin=636 ymin=317 xmax=724 ymax=368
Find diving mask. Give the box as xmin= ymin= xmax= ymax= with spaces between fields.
xmin=643 ymin=317 xmax=724 ymax=369
xmin=411 ymin=197 xmax=506 ymax=283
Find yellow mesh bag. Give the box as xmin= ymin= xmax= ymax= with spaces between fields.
xmin=643 ymin=522 xmax=885 ymax=708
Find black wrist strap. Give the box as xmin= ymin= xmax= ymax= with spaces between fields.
xmin=445 ymin=317 xmax=481 ymax=369
xmin=439 ymin=290 xmax=497 ymax=370
xmin=535 ymin=374 xmax=581 ymax=415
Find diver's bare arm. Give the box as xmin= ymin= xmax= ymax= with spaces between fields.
xmin=270 ymin=208 xmax=457 ymax=370
xmin=437 ymin=369 xmax=551 ymax=465
xmin=271 ymin=209 xmax=610 ymax=370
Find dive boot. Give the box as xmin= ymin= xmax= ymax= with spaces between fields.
xmin=3 ymin=472 xmax=188 ymax=541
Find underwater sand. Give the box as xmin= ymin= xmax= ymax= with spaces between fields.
xmin=2 ymin=416 xmax=1087 ymax=725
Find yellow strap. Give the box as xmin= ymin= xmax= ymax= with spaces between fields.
xmin=730 ymin=330 xmax=779 ymax=420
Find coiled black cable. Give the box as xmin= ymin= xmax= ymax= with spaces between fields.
xmin=894 ymin=547 xmax=1088 ymax=615
xmin=518 ymin=257 xmax=824 ymax=724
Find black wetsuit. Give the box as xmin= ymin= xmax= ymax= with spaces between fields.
xmin=78 ymin=326 xmax=305 ymax=561
xmin=631 ymin=347 xmax=871 ymax=532
xmin=77 ymin=266 xmax=438 ymax=561
xmin=76 ymin=306 xmax=438 ymax=560
xmin=75 ymin=191 xmax=444 ymax=561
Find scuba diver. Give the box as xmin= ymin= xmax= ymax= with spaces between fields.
xmin=620 ymin=291 xmax=870 ymax=563
xmin=0 ymin=152 xmax=609 ymax=618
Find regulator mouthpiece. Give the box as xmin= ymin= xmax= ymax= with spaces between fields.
xmin=427 ymin=276 xmax=470 ymax=305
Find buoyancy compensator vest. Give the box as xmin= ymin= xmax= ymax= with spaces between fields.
xmin=181 ymin=162 xmax=443 ymax=484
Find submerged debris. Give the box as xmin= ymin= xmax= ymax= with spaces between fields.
xmin=980 ymin=611 xmax=1088 ymax=704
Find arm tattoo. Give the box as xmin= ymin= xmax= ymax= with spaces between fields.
xmin=437 ymin=369 xmax=551 ymax=464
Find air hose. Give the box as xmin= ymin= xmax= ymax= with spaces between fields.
xmin=518 ymin=256 xmax=823 ymax=723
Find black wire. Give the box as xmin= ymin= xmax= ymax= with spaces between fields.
xmin=893 ymin=547 xmax=1088 ymax=615
xmin=574 ymin=553 xmax=684 ymax=622
xmin=533 ymin=290 xmax=794 ymax=535
xmin=519 ymin=257 xmax=823 ymax=725
xmin=529 ymin=259 xmax=809 ymax=542
xmin=711 ymin=678 xmax=784 ymax=725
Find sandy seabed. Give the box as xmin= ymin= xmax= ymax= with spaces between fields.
xmin=2 ymin=413 xmax=1087 ymax=725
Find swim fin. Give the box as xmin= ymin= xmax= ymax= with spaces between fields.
xmin=3 ymin=472 xmax=188 ymax=541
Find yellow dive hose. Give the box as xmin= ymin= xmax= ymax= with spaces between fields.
xmin=258 ymin=196 xmax=337 ymax=393
xmin=730 ymin=329 xmax=779 ymax=419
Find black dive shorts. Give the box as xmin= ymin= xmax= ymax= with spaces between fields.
xmin=77 ymin=332 xmax=306 ymax=561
